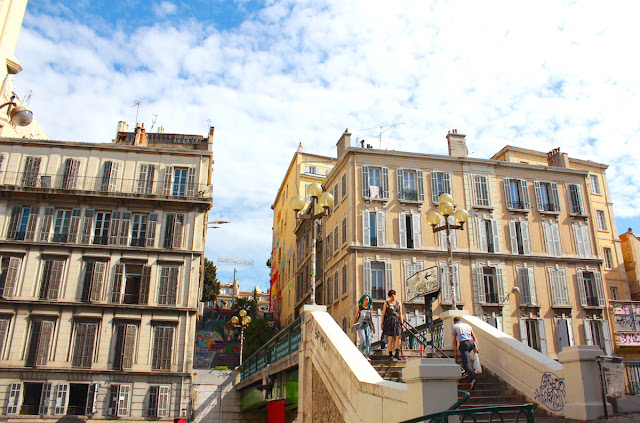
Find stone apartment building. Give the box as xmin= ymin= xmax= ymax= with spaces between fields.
xmin=0 ymin=123 xmax=213 ymax=420
xmin=287 ymin=129 xmax=632 ymax=360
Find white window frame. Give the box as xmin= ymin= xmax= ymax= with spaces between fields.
xmin=543 ymin=221 xmax=563 ymax=256
xmin=555 ymin=317 xmax=574 ymax=352
xmin=473 ymin=175 xmax=490 ymax=206
xmin=399 ymin=211 xmax=422 ymax=249
xmin=519 ymin=318 xmax=548 ymax=355
xmin=397 ymin=169 xmax=424 ymax=202
xmin=603 ymin=247 xmax=613 ymax=270
xmin=517 ymin=266 xmax=536 ymax=305
xmin=53 ymin=383 xmax=69 ymax=415
xmin=596 ymin=210 xmax=607 ymax=231
xmin=363 ymin=259 xmax=392 ymax=301
xmin=474 ymin=264 xmax=505 ymax=304
xmin=341 ymin=173 xmax=347 ymax=201
xmin=590 ymin=174 xmax=601 ymax=195
xmin=577 ymin=268 xmax=605 ymax=308
xmin=609 ymin=286 xmax=619 ymax=301
xmin=573 ymin=223 xmax=592 ymax=258
xmin=567 ymin=183 xmax=585 ymax=215
xmin=431 ymin=171 xmax=452 ymax=203
xmin=504 ymin=178 xmax=530 ymax=210
xmin=509 ymin=220 xmax=531 ymax=255
xmin=548 ymin=266 xmax=569 ymax=306
xmin=361 ymin=165 xmax=389 ymax=200
xmin=108 ymin=384 xmax=132 ymax=417
xmin=584 ymin=319 xmax=612 ymax=355
xmin=362 ymin=210 xmax=385 ymax=247
xmin=534 ymin=181 xmax=561 ymax=212
xmin=476 ymin=217 xmax=499 ymax=253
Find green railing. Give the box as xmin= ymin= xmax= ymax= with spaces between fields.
xmin=400 ymin=403 xmax=535 ymax=423
xmin=240 ymin=315 xmax=302 ymax=380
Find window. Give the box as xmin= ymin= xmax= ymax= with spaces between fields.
xmin=567 ymin=184 xmax=585 ymax=214
xmin=609 ymin=286 xmax=619 ymax=301
xmin=113 ymin=324 xmax=137 ymax=370
xmin=341 ymin=173 xmax=347 ymax=200
xmin=556 ymin=318 xmax=574 ymax=351
xmin=131 ymin=214 xmax=148 ymax=246
xmin=52 ymin=209 xmax=73 ymax=242
xmin=152 ymin=326 xmax=174 ymax=370
xmin=110 ymin=263 xmax=152 ymax=304
xmin=109 ymin=211 xmax=132 ymax=246
xmin=596 ymin=210 xmax=607 ymax=231
xmin=439 ymin=263 xmax=461 ymax=304
xmin=519 ymin=319 xmax=547 ymax=354
xmin=477 ymin=218 xmax=499 ymax=253
xmin=573 ymin=223 xmax=592 ymax=258
xmin=341 ymin=217 xmax=347 ymax=245
xmin=475 ymin=265 xmax=504 ymax=304
xmin=590 ymin=175 xmax=601 ymax=195
xmin=0 ymin=256 xmax=21 ymax=298
xmin=61 ymin=158 xmax=80 ymax=189
xmin=362 ymin=210 xmax=385 ymax=247
xmin=137 ymin=164 xmax=156 ymax=194
xmin=306 ymin=165 xmax=317 ymax=174
xmin=6 ymin=382 xmax=22 ymax=415
xmin=517 ymin=267 xmax=536 ymax=305
xmin=6 ymin=205 xmax=39 ymax=241
xmin=0 ymin=318 xmax=10 ymax=357
xmin=603 ymin=248 xmax=613 ymax=270
xmin=577 ymin=269 xmax=605 ymax=307
xmin=333 ymin=226 xmax=339 ymax=253
xmin=364 ymin=260 xmax=391 ymax=301
xmin=163 ymin=213 xmax=185 ymax=249
xmin=503 ymin=178 xmax=530 ymax=210
xmin=584 ymin=320 xmax=612 ymax=355
xmin=26 ymin=320 xmax=54 ymax=366
xmin=399 ymin=212 xmax=421 ymax=249
xmin=430 ymin=171 xmax=452 ymax=203
xmin=72 ymin=322 xmax=98 ymax=368
xmin=148 ymin=386 xmax=170 ymax=418
xmin=80 ymin=261 xmax=106 ymax=302
xmin=509 ymin=220 xmax=531 ymax=255
xmin=333 ymin=183 xmax=339 ymax=207
xmin=326 ymin=275 xmax=332 ymax=304
xmin=38 ymin=207 xmax=55 ymax=242
xmin=100 ymin=161 xmax=119 ymax=192
xmin=107 ymin=384 xmax=131 ymax=417
xmin=21 ymin=156 xmax=41 ymax=187
xmin=163 ymin=166 xmax=195 ymax=197
xmin=361 ymin=165 xmax=389 ymax=199
xmin=438 ymin=215 xmax=457 ymax=251
xmin=67 ymin=383 xmax=98 ymax=416
xmin=397 ymin=169 xmax=424 ymax=201
xmin=486 ymin=316 xmax=502 ymax=331
xmin=14 ymin=382 xmax=52 ymax=415
xmin=173 ymin=167 xmax=188 ymax=196
xmin=543 ymin=221 xmax=563 ymax=256
xmin=548 ymin=267 xmax=569 ymax=306
xmin=158 ymin=266 xmax=179 ymax=305
xmin=333 ymin=269 xmax=339 ymax=300
xmin=326 ymin=232 xmax=332 ymax=257
xmin=38 ymin=259 xmax=64 ymax=300
xmin=473 ymin=175 xmax=490 ymax=206
xmin=534 ymin=181 xmax=561 ymax=212
xmin=93 ymin=212 xmax=111 ymax=245
xmin=342 ymin=264 xmax=347 ymax=294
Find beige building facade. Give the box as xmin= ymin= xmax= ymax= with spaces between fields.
xmin=285 ymin=129 xmax=633 ymax=360
xmin=0 ymin=124 xmax=213 ymax=420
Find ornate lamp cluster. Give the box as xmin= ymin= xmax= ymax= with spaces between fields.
xmin=231 ymin=309 xmax=251 ymax=365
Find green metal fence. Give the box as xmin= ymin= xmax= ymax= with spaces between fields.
xmin=400 ymin=403 xmax=535 ymax=423
xmin=240 ymin=315 xmax=302 ymax=380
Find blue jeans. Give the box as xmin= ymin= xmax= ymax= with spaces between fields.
xmin=358 ymin=324 xmax=372 ymax=358
xmin=459 ymin=341 xmax=476 ymax=380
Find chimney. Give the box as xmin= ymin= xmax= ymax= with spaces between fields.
xmin=297 ymin=142 xmax=303 ymax=153
xmin=157 ymin=125 xmax=165 ymax=134
xmin=446 ymin=129 xmax=468 ymax=157
xmin=133 ymin=123 xmax=148 ymax=146
xmin=547 ymin=148 xmax=570 ymax=168
xmin=336 ymin=128 xmax=352 ymax=158
xmin=117 ymin=121 xmax=129 ymax=133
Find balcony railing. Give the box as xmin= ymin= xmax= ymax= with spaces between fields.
xmin=625 ymin=361 xmax=640 ymax=395
xmin=400 ymin=190 xmax=418 ymax=201
xmin=0 ymin=171 xmax=212 ymax=200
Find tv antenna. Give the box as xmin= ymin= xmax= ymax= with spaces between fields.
xmin=22 ymin=90 xmax=32 ymax=106
xmin=150 ymin=114 xmax=158 ymax=131
xmin=132 ymin=101 xmax=141 ymax=125
xmin=357 ymin=122 xmax=405 ymax=148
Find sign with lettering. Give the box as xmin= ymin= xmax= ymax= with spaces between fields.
xmin=406 ymin=266 xmax=439 ymax=301
xmin=612 ymin=302 xmax=640 ymax=346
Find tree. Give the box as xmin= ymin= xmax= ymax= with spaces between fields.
xmin=233 ymin=297 xmax=258 ymax=318
xmin=201 ymin=258 xmax=220 ymax=303
xmin=243 ymin=318 xmax=275 ymax=360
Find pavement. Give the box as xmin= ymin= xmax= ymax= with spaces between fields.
xmin=537 ymin=414 xmax=640 ymax=423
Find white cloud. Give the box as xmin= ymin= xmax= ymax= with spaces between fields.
xmin=153 ymin=1 xmax=178 ymax=17
xmin=15 ymin=0 xmax=640 ymax=289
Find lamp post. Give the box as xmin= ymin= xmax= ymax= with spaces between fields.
xmin=231 ymin=309 xmax=251 ymax=365
xmin=426 ymin=193 xmax=469 ymax=310
xmin=0 ymin=101 xmax=34 ymax=126
xmin=289 ymin=182 xmax=334 ymax=305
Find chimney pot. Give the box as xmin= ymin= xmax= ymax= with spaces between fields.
xmin=446 ymin=130 xmax=468 ymax=157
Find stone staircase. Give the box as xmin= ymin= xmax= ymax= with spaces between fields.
xmin=369 ymin=349 xmax=557 ymax=421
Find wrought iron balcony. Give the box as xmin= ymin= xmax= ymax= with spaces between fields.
xmin=0 ymin=171 xmax=212 ymax=200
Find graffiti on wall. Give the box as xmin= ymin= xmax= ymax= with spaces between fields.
xmin=534 ymin=372 xmax=566 ymax=411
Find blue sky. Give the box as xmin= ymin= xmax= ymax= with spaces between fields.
xmin=14 ymin=0 xmax=640 ymax=292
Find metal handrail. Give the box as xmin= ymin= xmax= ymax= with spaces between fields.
xmin=372 ymin=319 xmax=446 ymax=357
xmin=400 ymin=403 xmax=535 ymax=423
xmin=401 ymin=320 xmax=449 ymax=358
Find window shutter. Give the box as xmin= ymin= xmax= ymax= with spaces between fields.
xmin=509 ymin=221 xmax=518 ymax=254
xmin=491 ymin=219 xmax=500 ymax=252
xmin=440 ymin=264 xmax=451 ymax=303
xmin=341 ymin=173 xmax=347 ymax=200
xmin=557 ymin=319 xmax=570 ymax=350
xmin=39 ymin=206 xmax=55 ymax=242
xmin=381 ymin=167 xmax=389 ymax=198
xmin=577 ymin=270 xmax=587 ymax=306
xmin=67 ymin=208 xmax=81 ymax=243
xmin=477 ymin=218 xmax=487 ymax=252
xmin=39 ymin=383 xmax=52 ymax=415
xmin=496 ymin=266 xmax=505 ymax=303
xmin=86 ymin=383 xmax=99 ymax=415
xmin=412 ymin=213 xmax=421 ymax=249
xmin=326 ymin=275 xmax=332 ymax=304
xmin=534 ymin=181 xmax=543 ymax=211
xmin=559 ymin=268 xmax=569 ymax=305
xmin=108 ymin=211 xmax=121 ymax=245
xmin=520 ymin=180 xmax=531 ymax=210
xmin=173 ymin=214 xmax=184 ymax=249
xmin=47 ymin=260 xmax=63 ymax=299
xmin=443 ymin=173 xmax=451 ymax=194
xmin=384 ymin=261 xmax=392 ymax=294
xmin=475 ymin=266 xmax=486 ymax=303
xmin=552 ymin=223 xmax=562 ymax=255
xmin=398 ymin=212 xmax=407 ymax=248
xmin=416 ymin=170 xmax=424 ymax=201
xmin=519 ymin=318 xmax=527 ymax=343
xmin=72 ymin=323 xmax=86 ymax=367
xmin=37 ymin=321 xmax=54 ymax=366
xmin=573 ymin=224 xmax=585 ymax=257
xmin=107 ymin=385 xmax=118 ymax=415
xmin=0 ymin=319 xmax=8 ymax=355
xmin=24 ymin=205 xmax=40 ymax=241
xmin=163 ymin=166 xmax=174 ymax=196
xmin=581 ymin=226 xmax=592 ymax=258
xmin=111 ymin=263 xmax=124 ymax=303
xmin=3 ymin=257 xmax=21 ymax=298
xmin=80 ymin=209 xmax=95 ymax=244
xmin=521 ymin=221 xmax=531 ymax=254
xmin=543 ymin=223 xmax=553 ymax=255
xmin=376 ymin=211 xmax=385 ymax=247
xmin=90 ymin=261 xmax=105 ymax=302
xmin=397 ymin=169 xmax=404 ymax=200
xmin=187 ymin=167 xmax=196 ymax=196
xmin=119 ymin=212 xmax=131 ymax=245
xmin=361 ymin=166 xmax=369 ymax=198
xmin=528 ymin=267 xmax=537 ymax=305
xmin=138 ymin=164 xmax=149 ymax=194
xmin=26 ymin=320 xmax=42 ymax=366
xmin=139 ymin=265 xmax=151 ymax=304
xmin=601 ymin=321 xmax=613 ymax=355
xmin=584 ymin=320 xmax=594 ymax=345
xmin=6 ymin=382 xmax=22 ymax=414
xmin=333 ymin=227 xmax=338 ymax=252
xmin=147 ymin=213 xmax=158 ymax=247
xmin=22 ymin=156 xmax=41 ymax=187
xmin=100 ymin=161 xmax=112 ymax=191
xmin=575 ymin=184 xmax=584 ymax=214
xmin=7 ymin=205 xmax=21 ymax=239
xmin=503 ymin=178 xmax=512 ymax=209
xmin=453 ymin=264 xmax=461 ymax=303
xmin=517 ymin=268 xmax=528 ymax=304
xmin=53 ymin=383 xmax=69 ymax=415
xmin=118 ymin=384 xmax=131 ymax=417
xmin=551 ymin=183 xmax=561 ymax=212
xmin=438 ymin=215 xmax=447 ymax=249
xmin=122 ymin=325 xmax=137 ymax=370
xmin=537 ymin=319 xmax=548 ymax=355
xmin=159 ymin=267 xmax=169 ymax=304
xmin=568 ymin=184 xmax=578 ymax=213
xmin=148 ymin=385 xmax=159 ymax=417
xmin=158 ymin=386 xmax=170 ymax=417
xmin=168 ymin=267 xmax=179 ymax=305
xmin=431 ymin=171 xmax=439 ymax=203
xmin=594 ymin=271 xmax=605 ymax=307
xmin=363 ymin=261 xmax=371 ymax=296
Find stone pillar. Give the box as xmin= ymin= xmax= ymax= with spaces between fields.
xmin=558 ymin=345 xmax=612 ymax=420
xmin=402 ymin=358 xmax=462 ymax=420
xmin=440 ymin=309 xmax=470 ymax=351
xmin=297 ymin=305 xmax=327 ymax=423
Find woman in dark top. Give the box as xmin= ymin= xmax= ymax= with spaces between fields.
xmin=353 ymin=294 xmax=374 ymax=360
xmin=381 ymin=289 xmax=403 ymax=361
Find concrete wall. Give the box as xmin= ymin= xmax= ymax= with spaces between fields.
xmin=193 ymin=370 xmax=241 ymax=423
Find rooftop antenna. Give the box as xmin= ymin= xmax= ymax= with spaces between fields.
xmin=150 ymin=114 xmax=158 ymax=131
xmin=132 ymin=101 xmax=141 ymax=125
xmin=357 ymin=122 xmax=405 ymax=148
xmin=23 ymin=90 xmax=32 ymax=106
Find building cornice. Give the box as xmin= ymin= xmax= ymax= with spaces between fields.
xmin=0 ymin=239 xmax=205 ymax=256
xmin=491 ymin=145 xmax=608 ymax=170
xmin=0 ymin=299 xmax=198 ymax=312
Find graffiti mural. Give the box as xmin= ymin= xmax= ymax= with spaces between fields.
xmin=196 ymin=331 xmax=225 ymax=350
xmin=534 ymin=372 xmax=566 ymax=411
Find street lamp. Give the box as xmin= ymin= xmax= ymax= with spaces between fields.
xmin=290 ymin=182 xmax=334 ymax=305
xmin=0 ymin=101 xmax=34 ymax=126
xmin=502 ymin=286 xmax=520 ymax=304
xmin=426 ymin=193 xmax=469 ymax=310
xmin=231 ymin=309 xmax=252 ymax=365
